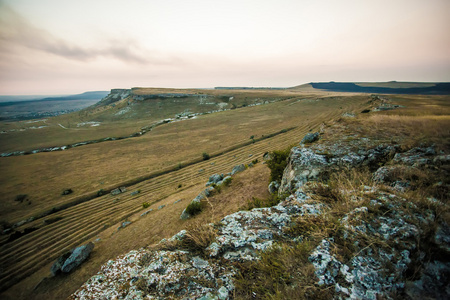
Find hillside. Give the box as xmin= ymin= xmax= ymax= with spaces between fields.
xmin=0 ymin=88 xmax=448 ymax=299
xmin=68 ymin=95 xmax=449 ymax=299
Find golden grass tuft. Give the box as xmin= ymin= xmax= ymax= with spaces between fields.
xmin=233 ymin=242 xmax=332 ymax=300
xmin=180 ymin=221 xmax=218 ymax=255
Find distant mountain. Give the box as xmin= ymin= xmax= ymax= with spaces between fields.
xmin=0 ymin=91 xmax=110 ymax=121
xmin=305 ymin=82 xmax=450 ymax=95
xmin=0 ymin=91 xmax=109 ymax=107
xmin=37 ymin=91 xmax=110 ymax=102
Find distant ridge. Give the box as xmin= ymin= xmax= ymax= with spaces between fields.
xmin=37 ymin=91 xmax=109 ymax=102
xmin=214 ymin=87 xmax=286 ymax=90
xmin=0 ymin=91 xmax=109 ymax=106
xmin=308 ymin=82 xmax=450 ymax=95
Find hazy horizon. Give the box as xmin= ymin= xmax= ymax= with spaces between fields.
xmin=1 ymin=0 xmax=449 ymax=95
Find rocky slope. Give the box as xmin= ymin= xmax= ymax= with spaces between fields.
xmin=70 ymin=117 xmax=449 ymax=299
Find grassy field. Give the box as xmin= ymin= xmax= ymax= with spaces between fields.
xmin=1 ymin=88 xmax=446 ymax=299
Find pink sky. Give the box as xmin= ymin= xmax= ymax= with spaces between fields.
xmin=0 ymin=0 xmax=449 ymax=95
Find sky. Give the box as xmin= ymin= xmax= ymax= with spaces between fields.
xmin=0 ymin=0 xmax=449 ymax=95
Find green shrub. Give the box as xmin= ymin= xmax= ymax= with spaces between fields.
xmin=223 ymin=177 xmax=233 ymax=187
xmin=15 ymin=194 xmax=28 ymax=202
xmin=251 ymin=159 xmax=259 ymax=165
xmin=97 ymin=189 xmax=104 ymax=197
xmin=142 ymin=202 xmax=150 ymax=208
xmin=202 ymin=152 xmax=210 ymax=160
xmin=185 ymin=201 xmax=204 ymax=216
xmin=266 ymin=148 xmax=291 ymax=182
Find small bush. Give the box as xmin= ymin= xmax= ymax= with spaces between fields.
xmin=178 ymin=184 xmax=182 ymax=188
xmin=202 ymin=152 xmax=210 ymax=160
xmin=15 ymin=194 xmax=28 ymax=202
xmin=266 ymin=148 xmax=291 ymax=182
xmin=251 ymin=158 xmax=259 ymax=165
xmin=97 ymin=189 xmax=104 ymax=197
xmin=185 ymin=201 xmax=204 ymax=216
xmin=223 ymin=177 xmax=233 ymax=187
xmin=142 ymin=202 xmax=150 ymax=208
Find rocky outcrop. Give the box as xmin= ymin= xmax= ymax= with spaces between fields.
xmin=96 ymin=89 xmax=131 ymax=106
xmin=279 ymin=142 xmax=398 ymax=194
xmin=72 ymin=132 xmax=449 ymax=299
xmin=206 ymin=173 xmax=224 ymax=186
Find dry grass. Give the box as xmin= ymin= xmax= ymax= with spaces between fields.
xmin=180 ymin=222 xmax=218 ymax=255
xmin=0 ymin=92 xmax=365 ymax=223
xmin=0 ymin=164 xmax=271 ymax=300
xmin=233 ymin=242 xmax=332 ymax=300
xmin=363 ymin=114 xmax=450 ymax=150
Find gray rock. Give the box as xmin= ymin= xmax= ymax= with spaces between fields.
xmin=118 ymin=221 xmax=131 ymax=230
xmin=268 ymin=181 xmax=279 ymax=194
xmin=51 ymin=251 xmax=72 ymax=276
xmin=140 ymin=209 xmax=153 ymax=217
xmin=111 ymin=186 xmax=127 ymax=195
xmin=130 ymin=190 xmax=140 ymax=196
xmin=158 ymin=205 xmax=165 ymax=210
xmin=231 ymin=164 xmax=246 ymax=175
xmin=435 ymin=223 xmax=450 ymax=253
xmin=61 ymin=242 xmax=94 ymax=273
xmin=206 ymin=173 xmax=224 ymax=186
xmin=180 ymin=208 xmax=190 ymax=220
xmin=405 ymin=261 xmax=450 ymax=300
xmin=300 ymin=132 xmax=319 ymax=144
xmin=169 ymin=230 xmax=187 ymax=242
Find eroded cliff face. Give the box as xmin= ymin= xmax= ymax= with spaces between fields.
xmin=70 ymin=120 xmax=449 ymax=299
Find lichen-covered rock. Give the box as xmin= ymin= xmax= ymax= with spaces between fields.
xmin=279 ymin=143 xmax=399 ymax=194
xmin=70 ymin=249 xmax=235 ymax=299
xmin=393 ymin=146 xmax=436 ymax=166
xmin=279 ymin=147 xmax=328 ymax=193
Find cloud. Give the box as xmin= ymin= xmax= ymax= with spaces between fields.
xmin=0 ymin=3 xmax=178 ymax=65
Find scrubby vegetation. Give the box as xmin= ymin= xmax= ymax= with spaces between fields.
xmin=266 ymin=148 xmax=291 ymax=182
xmin=202 ymin=152 xmax=210 ymax=160
xmin=223 ymin=177 xmax=233 ymax=187
xmin=185 ymin=201 xmax=204 ymax=217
